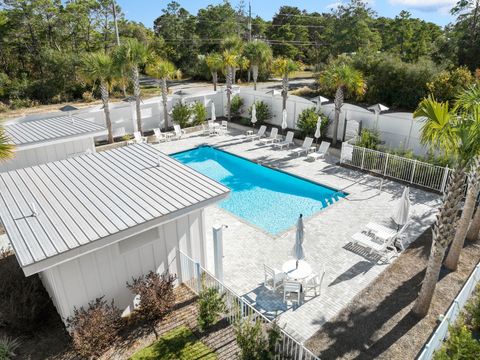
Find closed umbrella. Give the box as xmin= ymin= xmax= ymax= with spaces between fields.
xmin=251 ymin=103 xmax=257 ymax=130
xmin=211 ymin=102 xmax=216 ymax=122
xmin=314 ymin=116 xmax=322 ymax=145
xmin=281 ymin=108 xmax=288 ymax=134
xmin=392 ymin=186 xmax=411 ymax=230
xmin=292 ymin=214 xmax=305 ymax=269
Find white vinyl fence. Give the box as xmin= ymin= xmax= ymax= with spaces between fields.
xmin=340 ymin=142 xmax=450 ymax=193
xmin=178 ymin=250 xmax=320 ymax=360
xmin=417 ymin=264 xmax=480 ymax=360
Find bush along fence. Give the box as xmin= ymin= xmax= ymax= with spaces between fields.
xmin=178 ymin=250 xmax=320 ymax=360
xmin=340 ymin=141 xmax=451 ymax=193
xmin=417 ymin=264 xmax=480 ymax=360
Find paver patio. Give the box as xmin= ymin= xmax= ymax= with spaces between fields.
xmin=154 ymin=128 xmax=440 ymax=342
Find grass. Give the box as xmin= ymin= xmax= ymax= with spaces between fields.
xmin=129 ymin=326 xmax=217 ymax=360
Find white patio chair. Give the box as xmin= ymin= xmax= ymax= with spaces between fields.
xmin=153 ymin=128 xmax=167 ymax=143
xmin=220 ymin=120 xmax=228 ymax=134
xmin=128 ymin=131 xmax=147 ymax=145
xmin=264 ymin=264 xmax=285 ymax=292
xmin=173 ymin=124 xmax=185 ymax=140
xmin=290 ymin=137 xmax=314 ymax=156
xmin=303 ymin=268 xmax=325 ymax=297
xmin=283 ymin=281 xmax=302 ymax=304
xmin=201 ymin=123 xmax=211 ymax=136
xmin=307 ymin=141 xmax=331 ymax=161
xmin=259 ymin=128 xmax=279 ymax=145
xmin=249 ymin=125 xmax=267 ymax=141
xmin=273 ymin=131 xmax=294 ymax=149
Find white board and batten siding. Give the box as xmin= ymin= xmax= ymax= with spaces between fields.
xmin=40 ymin=209 xmax=206 ymax=321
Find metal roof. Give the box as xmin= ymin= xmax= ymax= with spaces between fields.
xmin=5 ymin=116 xmax=106 ymax=147
xmin=0 ymin=144 xmax=230 ymax=274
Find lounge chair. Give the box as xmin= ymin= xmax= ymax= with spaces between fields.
xmin=283 ymin=281 xmax=302 ymax=304
xmin=153 ymin=128 xmax=167 ymax=143
xmin=264 ymin=264 xmax=285 ymax=292
xmin=173 ymin=124 xmax=185 ymax=140
xmin=273 ymin=131 xmax=294 ymax=149
xmin=307 ymin=141 xmax=331 ymax=161
xmin=128 ymin=131 xmax=147 ymax=145
xmin=248 ymin=125 xmax=267 ymax=141
xmin=290 ymin=137 xmax=314 ymax=156
xmin=259 ymin=128 xmax=279 ymax=145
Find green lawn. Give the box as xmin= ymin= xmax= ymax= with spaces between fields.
xmin=129 ymin=326 xmax=217 ymax=360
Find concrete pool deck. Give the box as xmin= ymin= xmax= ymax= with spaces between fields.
xmin=154 ymin=129 xmax=440 ymax=342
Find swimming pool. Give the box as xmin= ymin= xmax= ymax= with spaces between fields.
xmin=172 ymin=146 xmax=346 ymax=235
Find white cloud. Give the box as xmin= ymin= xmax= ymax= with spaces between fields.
xmin=389 ymin=0 xmax=456 ymax=12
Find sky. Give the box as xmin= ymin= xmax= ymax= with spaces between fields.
xmin=116 ymin=0 xmax=459 ymax=28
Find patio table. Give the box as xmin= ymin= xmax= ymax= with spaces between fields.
xmin=365 ymin=222 xmax=397 ymax=241
xmin=165 ymin=132 xmax=175 ymax=141
xmin=282 ymin=259 xmax=312 ymax=281
xmin=246 ymin=130 xmax=254 ymax=136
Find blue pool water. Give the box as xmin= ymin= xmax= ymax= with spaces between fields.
xmin=172 ymin=146 xmax=346 ymax=235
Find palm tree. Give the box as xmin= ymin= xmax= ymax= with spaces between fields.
xmin=443 ymin=86 xmax=480 ymax=270
xmin=244 ymin=40 xmax=272 ymax=91
xmin=0 ymin=124 xmax=14 ymax=161
xmin=80 ymin=52 xmax=118 ymax=144
xmin=223 ymin=49 xmax=238 ymax=121
xmin=271 ymin=57 xmax=299 ymax=112
xmin=146 ymin=58 xmax=179 ymax=131
xmin=205 ymin=53 xmax=223 ymax=91
xmin=115 ymin=38 xmax=150 ymax=134
xmin=411 ymin=96 xmax=473 ymax=317
xmin=318 ymin=63 xmax=366 ymax=146
xmin=222 ymin=35 xmax=243 ymax=85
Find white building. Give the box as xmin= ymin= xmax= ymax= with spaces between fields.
xmin=0 ymin=144 xmax=229 ymax=322
xmin=1 ymin=115 xmax=106 ymax=172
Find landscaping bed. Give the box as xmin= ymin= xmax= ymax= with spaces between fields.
xmin=305 ymin=228 xmax=480 ymax=359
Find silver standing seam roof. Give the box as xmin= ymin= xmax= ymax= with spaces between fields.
xmin=0 ymin=144 xmax=230 ymax=275
xmin=5 ymin=116 xmax=106 ymax=147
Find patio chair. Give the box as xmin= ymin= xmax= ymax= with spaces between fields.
xmin=153 ymin=128 xmax=167 ymax=143
xmin=283 ymin=281 xmax=302 ymax=304
xmin=173 ymin=124 xmax=186 ymax=140
xmin=201 ymin=123 xmax=211 ymax=136
xmin=220 ymin=120 xmax=228 ymax=134
xmin=207 ymin=120 xmax=218 ymax=136
xmin=249 ymin=125 xmax=267 ymax=141
xmin=290 ymin=137 xmax=314 ymax=156
xmin=273 ymin=131 xmax=294 ymax=149
xmin=128 ymin=131 xmax=147 ymax=145
xmin=264 ymin=264 xmax=285 ymax=292
xmin=307 ymin=141 xmax=331 ymax=161
xmin=303 ymin=267 xmax=325 ymax=297
xmin=259 ymin=128 xmax=279 ymax=145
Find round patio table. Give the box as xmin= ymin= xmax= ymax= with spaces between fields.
xmin=282 ymin=259 xmax=312 ymax=280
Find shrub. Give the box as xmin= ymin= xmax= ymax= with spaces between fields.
xmin=172 ymin=102 xmax=191 ymax=128
xmin=66 ymin=297 xmax=122 ymax=358
xmin=235 ymin=318 xmax=283 ymax=360
xmin=248 ymin=101 xmax=271 ymax=126
xmin=356 ymin=129 xmax=380 ymax=150
xmin=0 ymin=336 xmax=20 ymax=360
xmin=191 ymin=101 xmax=207 ymax=125
xmin=297 ymin=107 xmax=329 ymax=138
xmin=231 ymin=95 xmax=244 ymax=119
xmin=0 ymin=102 xmax=8 ymax=113
xmin=197 ymin=276 xmax=226 ymax=331
xmin=434 ymin=324 xmax=480 ymax=360
xmin=0 ymin=249 xmax=51 ymax=333
xmin=127 ymin=271 xmax=176 ymax=324
xmin=82 ymin=91 xmax=95 ymax=103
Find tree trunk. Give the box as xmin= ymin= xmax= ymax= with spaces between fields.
xmin=161 ymin=78 xmax=169 ymax=131
xmin=445 ymin=158 xmax=480 ymax=270
xmin=247 ymin=67 xmax=251 ymax=84
xmin=252 ymin=65 xmax=259 ymax=91
xmin=332 ymin=87 xmax=344 ymax=146
xmin=212 ymin=71 xmax=218 ymax=91
xmin=232 ymin=67 xmax=237 ymax=85
xmin=100 ymin=82 xmax=113 ymax=144
xmin=226 ymin=66 xmax=233 ymax=121
xmin=412 ymin=167 xmax=466 ymax=318
xmin=132 ymin=66 xmax=142 ymax=133
xmin=281 ymin=76 xmax=288 ymax=111
xmin=467 ymin=206 xmax=480 ymax=241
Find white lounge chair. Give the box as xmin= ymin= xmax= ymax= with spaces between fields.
xmin=259 ymin=128 xmax=279 ymax=145
xmin=249 ymin=125 xmax=267 ymax=141
xmin=153 ymin=128 xmax=167 ymax=143
xmin=264 ymin=264 xmax=285 ymax=292
xmin=303 ymin=268 xmax=325 ymax=297
xmin=290 ymin=137 xmax=314 ymax=156
xmin=128 ymin=131 xmax=147 ymax=145
xmin=173 ymin=124 xmax=185 ymax=140
xmin=307 ymin=141 xmax=331 ymax=161
xmin=283 ymin=281 xmax=302 ymax=304
xmin=273 ymin=131 xmax=294 ymax=149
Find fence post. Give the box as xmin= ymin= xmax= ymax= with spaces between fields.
xmin=176 ymin=248 xmax=183 ymax=284
xmin=440 ymin=166 xmax=450 ymax=193
xmin=299 ymin=343 xmax=305 ymax=360
xmin=360 ymin=147 xmax=366 ymax=169
xmin=195 ymin=262 xmax=202 ymax=293
xmin=383 ymin=153 xmax=390 ymax=176
xmin=410 ymin=160 xmax=417 ymax=184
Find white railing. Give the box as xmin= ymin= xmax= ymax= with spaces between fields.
xmin=178 ymin=250 xmax=320 ymax=360
xmin=417 ymin=264 xmax=480 ymax=360
xmin=340 ymin=142 xmax=450 ymax=193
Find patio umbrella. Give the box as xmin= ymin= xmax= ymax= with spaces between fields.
xmin=211 ymin=102 xmax=216 ymax=122
xmin=292 ymin=214 xmax=305 ymax=269
xmin=392 ymin=186 xmax=411 ymax=230
xmin=281 ymin=109 xmax=288 ymax=135
xmin=59 ymin=105 xmax=78 ymax=121
xmin=313 ymin=96 xmax=329 ymax=113
xmin=314 ymin=116 xmax=322 ymax=145
xmin=251 ymin=103 xmax=257 ymax=130
xmin=368 ymin=103 xmax=389 ymax=130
